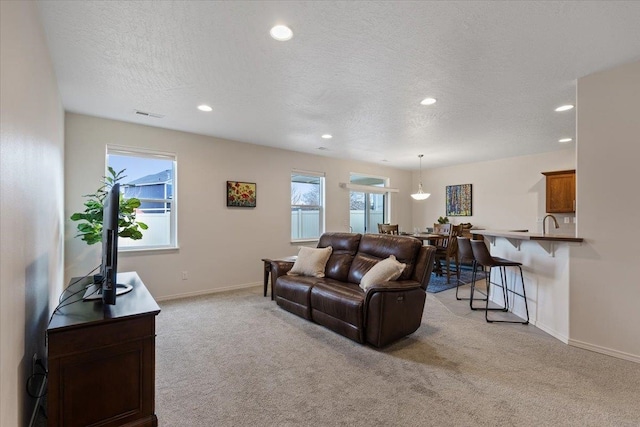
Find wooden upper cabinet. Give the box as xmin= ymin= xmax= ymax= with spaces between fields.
xmin=542 ymin=169 xmax=576 ymax=213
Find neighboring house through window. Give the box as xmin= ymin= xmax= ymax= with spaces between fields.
xmin=107 ymin=146 xmax=177 ymax=250
xmin=291 ymin=171 xmax=325 ymax=241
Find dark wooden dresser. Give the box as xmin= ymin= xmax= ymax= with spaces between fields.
xmin=47 ymin=272 xmax=160 ymax=427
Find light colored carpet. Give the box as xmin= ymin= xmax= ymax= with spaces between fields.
xmin=156 ymin=286 xmax=640 ymax=426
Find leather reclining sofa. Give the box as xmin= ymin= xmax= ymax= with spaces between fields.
xmin=271 ymin=232 xmax=436 ymax=348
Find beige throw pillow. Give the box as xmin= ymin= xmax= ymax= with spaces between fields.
xmin=287 ymin=246 xmax=333 ymax=278
xmin=359 ymin=255 xmax=406 ymax=291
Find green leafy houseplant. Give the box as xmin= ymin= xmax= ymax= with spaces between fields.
xmin=437 ymin=216 xmax=449 ymax=224
xmin=70 ymin=167 xmax=148 ymax=245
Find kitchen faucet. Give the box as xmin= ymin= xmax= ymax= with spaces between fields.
xmin=542 ymin=214 xmax=559 ymax=235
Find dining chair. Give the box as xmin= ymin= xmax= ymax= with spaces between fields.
xmin=435 ymin=224 xmax=463 ymax=283
xmin=377 ymin=223 xmax=399 ymax=235
xmin=432 ymin=223 xmax=452 ymax=252
xmin=433 ymin=223 xmax=451 ymax=235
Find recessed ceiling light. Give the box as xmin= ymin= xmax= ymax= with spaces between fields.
xmin=197 ymin=105 xmax=212 ymax=112
xmin=559 ymin=138 xmax=573 ymax=143
xmin=420 ymin=97 xmax=437 ymax=105
xmin=321 ymin=134 xmax=332 ymax=139
xmin=555 ymin=104 xmax=574 ymax=112
xmin=270 ymin=25 xmax=293 ymax=41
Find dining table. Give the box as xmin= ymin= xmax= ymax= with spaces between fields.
xmin=404 ymin=233 xmax=448 ymax=246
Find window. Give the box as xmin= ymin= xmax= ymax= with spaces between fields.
xmin=107 ymin=146 xmax=177 ymax=250
xmin=349 ymin=174 xmax=389 ymax=234
xmin=291 ymin=171 xmax=325 ymax=241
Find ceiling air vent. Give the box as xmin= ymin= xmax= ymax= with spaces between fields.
xmin=134 ymin=110 xmax=164 ymax=119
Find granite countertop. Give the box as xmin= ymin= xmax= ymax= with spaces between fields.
xmin=471 ymin=229 xmax=583 ymax=243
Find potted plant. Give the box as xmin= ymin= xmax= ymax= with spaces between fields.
xmin=70 ymin=167 xmax=148 ymax=245
xmin=437 ymin=216 xmax=449 ymax=224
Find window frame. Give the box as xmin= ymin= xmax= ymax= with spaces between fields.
xmin=348 ymin=173 xmax=392 ymax=234
xmin=290 ymin=169 xmax=325 ymax=243
xmin=106 ymin=145 xmax=178 ymax=252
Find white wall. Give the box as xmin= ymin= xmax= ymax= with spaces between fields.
xmin=64 ymin=114 xmax=414 ymax=300
xmin=570 ymin=61 xmax=640 ymax=362
xmin=0 ymin=2 xmax=65 ymax=426
xmin=412 ymin=149 xmax=576 ymax=232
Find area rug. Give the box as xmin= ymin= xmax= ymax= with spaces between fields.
xmin=426 ymin=268 xmax=486 ymax=293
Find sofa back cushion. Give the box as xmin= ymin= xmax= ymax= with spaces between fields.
xmin=348 ymin=234 xmax=422 ymax=284
xmin=317 ymin=232 xmax=362 ymax=282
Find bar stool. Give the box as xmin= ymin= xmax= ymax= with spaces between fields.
xmin=455 ymin=237 xmax=486 ymax=303
xmin=470 ymin=240 xmax=529 ymax=324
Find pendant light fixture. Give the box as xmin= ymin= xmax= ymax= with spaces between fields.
xmin=411 ymin=154 xmax=430 ymax=200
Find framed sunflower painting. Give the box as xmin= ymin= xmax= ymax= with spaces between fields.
xmin=227 ymin=181 xmax=257 ymax=208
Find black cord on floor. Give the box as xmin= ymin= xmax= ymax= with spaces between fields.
xmin=26 ymin=359 xmax=48 ymax=399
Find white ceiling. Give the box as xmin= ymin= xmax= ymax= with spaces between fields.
xmin=37 ymin=1 xmax=640 ymax=170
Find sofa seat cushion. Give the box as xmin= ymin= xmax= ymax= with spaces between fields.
xmin=310 ymin=280 xmax=365 ymax=329
xmin=275 ymin=275 xmax=318 ymax=319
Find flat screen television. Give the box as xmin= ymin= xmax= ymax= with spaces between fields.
xmin=83 ymin=183 xmax=132 ymax=304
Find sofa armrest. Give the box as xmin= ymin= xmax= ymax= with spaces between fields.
xmin=412 ymin=245 xmax=437 ymax=290
xmin=364 ymin=280 xmax=422 ymax=294
xmin=363 ymin=280 xmax=423 ymax=318
xmin=270 ymin=260 xmax=295 ymax=280
xmin=363 ymin=282 xmax=426 ymax=348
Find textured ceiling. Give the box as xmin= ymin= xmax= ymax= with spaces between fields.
xmin=37 ymin=1 xmax=640 ymax=170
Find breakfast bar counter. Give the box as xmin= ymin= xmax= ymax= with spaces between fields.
xmin=469 ymin=230 xmax=583 ymax=343
xmin=471 ymin=230 xmax=582 ymax=258
xmin=471 ymin=229 xmax=583 ymax=243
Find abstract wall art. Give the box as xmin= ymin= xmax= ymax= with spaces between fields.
xmin=446 ymin=184 xmax=472 ymax=216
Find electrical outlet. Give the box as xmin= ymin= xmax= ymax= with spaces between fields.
xmin=564 ymin=217 xmax=570 ymax=224
xmin=572 ymin=217 xmax=576 ymax=223
xmin=181 ymin=271 xmax=188 ymax=280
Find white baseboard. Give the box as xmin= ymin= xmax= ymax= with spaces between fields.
xmin=488 ymin=292 xmax=570 ymax=344
xmin=534 ymin=321 xmax=569 ymax=344
xmin=155 ymin=281 xmax=262 ymax=302
xmin=568 ymin=338 xmax=640 ymax=364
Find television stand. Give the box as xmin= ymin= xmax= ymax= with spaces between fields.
xmin=48 ymin=272 xmax=160 ymax=426
xmin=82 ymin=282 xmax=133 ymax=300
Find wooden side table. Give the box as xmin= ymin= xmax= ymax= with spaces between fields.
xmin=261 ymin=256 xmax=296 ymax=300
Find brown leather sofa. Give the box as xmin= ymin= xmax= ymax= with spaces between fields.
xmin=271 ymin=232 xmax=436 ymax=348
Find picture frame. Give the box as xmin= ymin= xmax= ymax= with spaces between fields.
xmin=227 ymin=181 xmax=256 ymax=208
xmin=446 ymin=184 xmax=472 ymax=216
